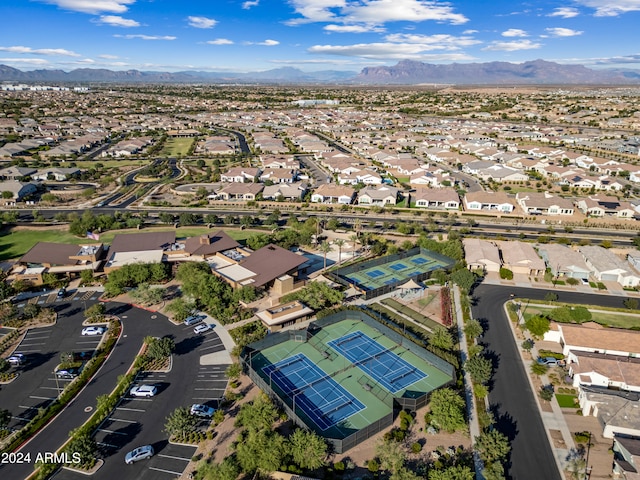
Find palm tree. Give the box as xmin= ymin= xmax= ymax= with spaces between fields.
xmin=334 ymin=239 xmax=345 ymax=264
xmin=319 ymin=241 xmax=333 ymax=270
xmin=349 ymin=234 xmax=359 ymax=259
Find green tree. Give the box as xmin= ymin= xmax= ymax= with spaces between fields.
xmin=84 ymin=302 xmax=105 ymax=322
xmin=164 ymin=407 xmax=198 ymax=439
xmin=235 ymin=393 xmax=278 ymax=433
xmin=80 ymin=269 xmax=94 ymax=286
xmin=334 ymin=238 xmax=345 ymax=264
xmin=428 ymin=388 xmax=466 ymax=433
xmin=465 ymin=355 xmax=492 ymax=384
xmin=319 ymin=240 xmax=333 ymax=269
xmin=225 ymin=363 xmax=242 ymax=380
xmin=544 ymin=292 xmax=559 ymax=302
xmin=195 ymin=457 xmax=240 ymax=480
xmin=65 ymin=433 xmax=98 ymax=466
xmin=450 ymin=268 xmax=476 ymax=291
xmin=23 ymin=303 xmax=41 ymax=319
xmin=525 ymin=314 xmax=551 ymax=339
xmin=482 ymin=461 xmax=506 ymax=480
xmin=376 ymin=437 xmax=406 ymax=476
xmin=531 ymin=362 xmax=549 ymax=375
xmin=288 ymin=429 xmax=327 ymax=470
xmin=624 ymin=298 xmax=639 ymax=310
xmin=464 ymin=318 xmax=483 ymax=339
xmin=166 ymin=297 xmax=197 ymax=323
xmin=475 ymin=429 xmax=511 ymax=464
xmin=146 ymin=336 xmax=175 ymax=360
xmin=499 ymin=268 xmax=513 ymax=280
xmin=235 ymin=429 xmax=286 ymax=474
xmin=428 ymin=328 xmax=454 ymax=351
xmin=428 ymin=465 xmax=474 ymax=480
xmin=280 ymin=281 xmax=343 ymax=310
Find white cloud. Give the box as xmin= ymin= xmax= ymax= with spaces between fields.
xmin=545 ymin=27 xmax=583 ymax=37
xmin=308 ymin=41 xmax=475 ymax=60
xmin=98 ymin=54 xmax=119 ymax=59
xmin=207 ymin=39 xmax=234 ymax=45
xmin=242 ymin=0 xmax=260 ymax=8
xmin=501 ymin=28 xmax=528 ymax=37
xmin=97 ymin=15 xmax=140 ymax=27
xmin=548 ymin=7 xmax=580 ymax=18
xmin=114 ymin=34 xmax=176 ymax=40
xmin=286 ymin=0 xmax=468 ymax=26
xmin=39 ymin=0 xmax=136 ymax=14
xmin=384 ymin=33 xmax=481 ymax=49
xmin=257 ymin=39 xmax=280 ymax=46
xmin=187 ymin=16 xmax=217 ymax=29
xmin=483 ymin=39 xmax=541 ymax=51
xmin=0 ymin=58 xmax=50 ymax=65
xmin=574 ymin=0 xmax=640 ymax=16
xmin=0 ymin=46 xmax=81 ymax=57
xmin=324 ymin=24 xmax=383 ymax=33
xmin=463 ymin=29 xmax=478 ymax=34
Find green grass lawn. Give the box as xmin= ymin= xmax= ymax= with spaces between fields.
xmin=521 ymin=303 xmax=640 ymax=330
xmin=158 ymin=137 xmax=195 ymax=157
xmin=0 ymin=225 xmax=257 ymax=261
xmin=72 ymin=159 xmax=148 ymax=169
xmin=555 ymin=394 xmax=579 ymax=408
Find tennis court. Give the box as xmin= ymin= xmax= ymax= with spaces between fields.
xmin=262 ymin=353 xmax=364 ymax=431
xmin=327 ymin=331 xmax=427 ymax=394
xmin=335 ymin=248 xmax=454 ymax=295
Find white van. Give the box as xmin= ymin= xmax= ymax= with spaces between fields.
xmin=184 ymin=315 xmax=202 ymax=326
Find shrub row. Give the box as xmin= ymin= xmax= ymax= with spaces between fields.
xmin=0 ymin=330 xmax=20 ymax=356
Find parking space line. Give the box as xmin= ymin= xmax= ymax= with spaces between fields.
xmin=157 ymin=454 xmax=191 ymax=462
xmin=200 ymin=345 xmax=225 ymax=351
xmin=97 ymin=429 xmax=128 ymax=435
xmin=192 ymin=397 xmax=221 ymax=400
xmin=109 ymin=418 xmax=138 ymax=423
xmin=115 ymin=406 xmax=145 ymax=412
xmin=149 ymin=467 xmax=184 ymax=476
xmin=19 ymin=405 xmax=35 ymax=409
xmin=12 ymin=415 xmax=32 ymax=422
xmin=201 ymin=338 xmax=222 ymax=344
xmin=29 ymin=395 xmax=55 ymax=400
xmin=126 ymin=398 xmax=154 ymax=402
xmin=97 ymin=441 xmax=119 ymax=449
xmin=15 ymin=349 xmax=42 ymax=353
xmin=19 ymin=342 xmax=46 ymax=346
xmin=41 ymin=387 xmax=64 ymax=391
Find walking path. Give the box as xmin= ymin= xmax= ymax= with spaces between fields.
xmin=452 ymin=285 xmax=484 ymax=479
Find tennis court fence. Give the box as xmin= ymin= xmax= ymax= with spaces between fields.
xmin=357 ymin=375 xmax=393 ymax=407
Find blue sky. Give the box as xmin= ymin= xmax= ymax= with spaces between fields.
xmin=3 ymin=0 xmax=640 ymax=72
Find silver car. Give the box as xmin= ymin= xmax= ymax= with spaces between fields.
xmin=124 ymin=445 xmax=154 ymax=464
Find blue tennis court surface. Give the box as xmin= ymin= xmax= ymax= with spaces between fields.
xmin=384 ymin=277 xmax=399 ymax=285
xmin=389 ymin=263 xmax=407 ymax=271
xmin=328 ymin=332 xmax=428 ymax=394
xmin=367 ymin=269 xmax=385 ymax=278
xmin=262 ymin=353 xmax=364 ymax=430
xmin=411 ymin=257 xmax=428 ymax=265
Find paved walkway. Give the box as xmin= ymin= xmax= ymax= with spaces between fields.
xmin=452 ymin=285 xmax=484 ymax=479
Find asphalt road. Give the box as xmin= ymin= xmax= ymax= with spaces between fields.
xmin=473 ymin=284 xmax=630 ymax=480
xmin=0 ymin=301 xmax=173 ymax=480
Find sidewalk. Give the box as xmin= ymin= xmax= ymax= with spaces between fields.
xmin=452 ymin=285 xmax=484 ymax=479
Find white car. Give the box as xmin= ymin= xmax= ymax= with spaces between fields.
xmin=193 ymin=323 xmax=212 ymax=335
xmin=190 ymin=404 xmax=215 ymax=418
xmin=81 ymin=326 xmax=106 ymax=336
xmin=129 ymin=384 xmax=158 ymax=397
xmin=8 ymin=353 xmax=25 ymax=366
xmin=125 ymin=445 xmax=154 ymax=464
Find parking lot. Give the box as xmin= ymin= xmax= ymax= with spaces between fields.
xmin=2 ymin=311 xmax=107 ymax=431
xmin=18 ymin=289 xmax=101 ymax=308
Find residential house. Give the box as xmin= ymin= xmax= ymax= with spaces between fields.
xmin=568 ymin=350 xmax=640 ymax=393
xmin=104 ymin=231 xmax=176 ymax=273
xmin=516 ymin=192 xmax=575 ymax=216
xmin=575 ymin=195 xmax=635 ymax=219
xmin=357 ymin=185 xmax=399 ymax=206
xmin=537 ymin=244 xmax=591 ymax=280
xmin=476 ymin=164 xmax=529 ymax=183
xmin=218 ymin=182 xmax=264 ymax=201
xmin=462 ymin=238 xmax=501 ymax=273
xmin=310 ymin=184 xmax=355 ymax=204
xmin=220 ymin=167 xmax=261 ymax=183
xmin=256 ymin=300 xmax=314 ymax=332
xmin=0 ymin=166 xmax=36 ymax=180
xmin=495 ymin=240 xmax=546 ymax=276
xmin=0 ymin=180 xmax=38 ymax=201
xmin=579 ymin=245 xmax=640 ymax=287
xmin=612 ymin=435 xmax=640 ymax=479
xmin=32 ymin=167 xmax=80 ymax=181
xmin=411 ymin=188 xmax=460 ymax=209
xmin=259 ymin=169 xmax=297 ymax=184
xmin=463 ymin=191 xmax=515 ymax=213
xmin=262 ymin=182 xmax=308 ymax=201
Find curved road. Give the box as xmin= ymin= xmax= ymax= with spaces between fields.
xmin=473 ymin=284 xmax=629 ymax=480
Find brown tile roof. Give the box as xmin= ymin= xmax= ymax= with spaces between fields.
xmin=20 ymin=242 xmax=84 ymax=266
xmin=239 ymin=244 xmax=307 ymax=288
xmin=183 ymin=230 xmax=239 ymax=257
xmin=559 ymin=322 xmax=640 ymax=356
xmin=110 ymin=231 xmax=176 ymax=253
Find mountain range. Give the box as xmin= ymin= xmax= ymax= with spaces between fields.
xmin=1 ymin=60 xmax=639 ymax=85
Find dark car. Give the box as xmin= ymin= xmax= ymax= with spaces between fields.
xmin=57 ymin=288 xmax=66 ymax=298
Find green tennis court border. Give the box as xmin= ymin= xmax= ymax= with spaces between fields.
xmin=241 ymin=309 xmax=456 ymax=453
xmin=328 ymin=247 xmax=455 ymax=300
